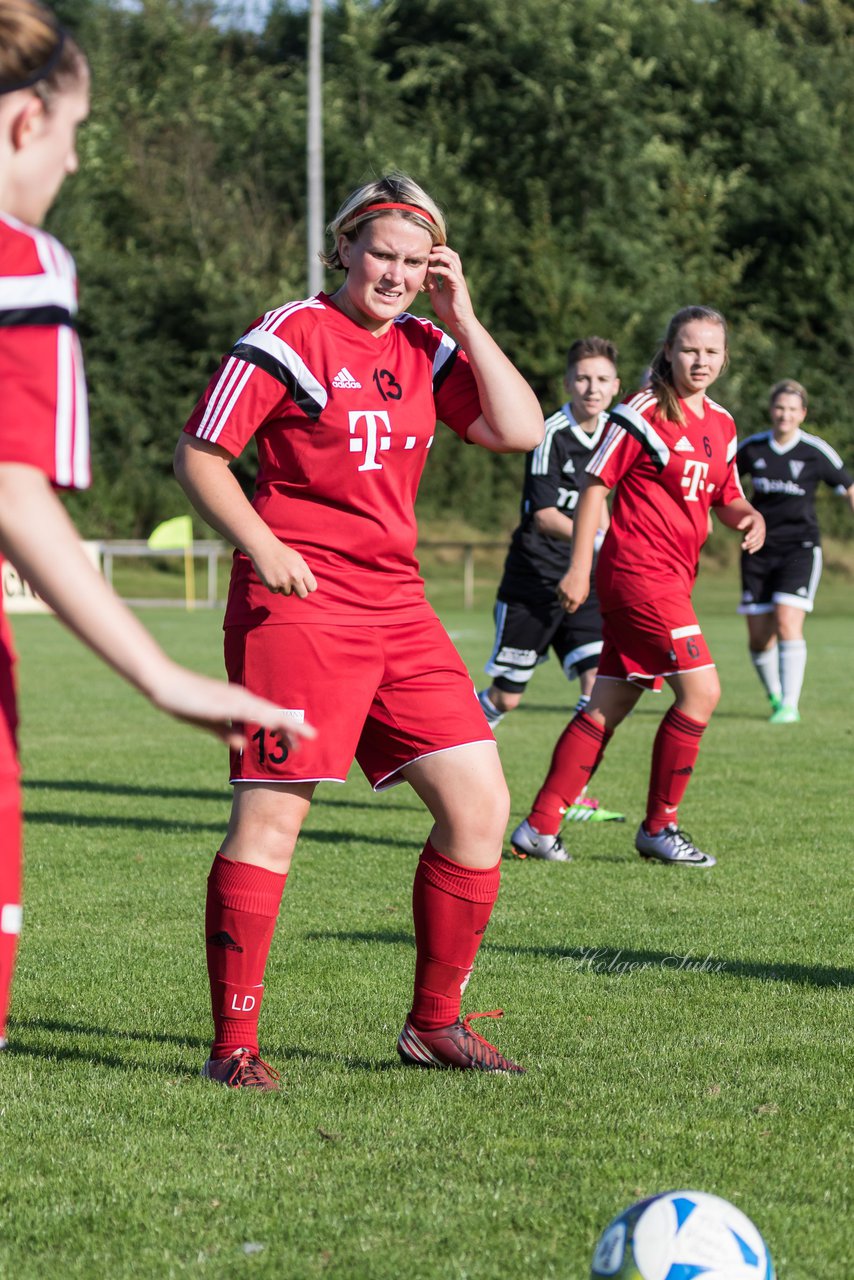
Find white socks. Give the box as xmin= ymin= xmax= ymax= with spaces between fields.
xmin=752 ymin=641 xmax=807 ymax=709
xmin=751 ymin=647 xmax=783 ymax=703
xmin=477 ymin=689 xmax=504 ymax=726
xmin=778 ymin=639 xmax=807 ymax=709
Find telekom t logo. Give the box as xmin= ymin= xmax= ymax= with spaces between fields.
xmin=681 ymin=459 xmax=710 ymax=502
xmin=349 ymin=409 xmax=391 ymax=472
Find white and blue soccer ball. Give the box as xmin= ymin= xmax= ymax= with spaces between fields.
xmin=590 ymin=1189 xmax=775 ymax=1280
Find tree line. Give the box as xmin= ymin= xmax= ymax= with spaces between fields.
xmin=50 ymin=0 xmax=854 ymax=540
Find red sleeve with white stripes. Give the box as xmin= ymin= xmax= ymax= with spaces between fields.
xmin=0 ymin=217 xmax=90 ymax=490
xmin=183 ymin=343 xmax=287 ymax=458
xmin=586 ymin=419 xmax=643 ymax=488
xmin=416 ymin=318 xmax=482 ymax=439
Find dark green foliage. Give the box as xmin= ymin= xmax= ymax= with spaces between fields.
xmin=47 ymin=0 xmax=854 ymax=537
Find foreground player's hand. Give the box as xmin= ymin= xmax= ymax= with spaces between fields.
xmin=426 ymin=245 xmax=476 ymax=330
xmin=737 ymin=510 xmax=766 ymax=554
xmin=556 ymin=566 xmax=590 ymax=613
xmin=253 ymin=542 xmax=317 ymax=598
xmin=150 ymin=665 xmax=317 ymax=751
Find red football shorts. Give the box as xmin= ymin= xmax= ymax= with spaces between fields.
xmin=597 ymin=595 xmax=714 ymax=691
xmin=224 ymin=612 xmax=494 ymax=790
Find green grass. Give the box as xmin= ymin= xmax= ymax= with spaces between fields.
xmin=1 ymin=574 xmax=852 ymax=1279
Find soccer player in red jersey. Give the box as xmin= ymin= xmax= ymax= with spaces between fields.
xmin=175 ymin=173 xmax=544 ymax=1086
xmin=511 ymin=306 xmax=765 ymax=867
xmin=0 ymin=0 xmax=314 ymax=1053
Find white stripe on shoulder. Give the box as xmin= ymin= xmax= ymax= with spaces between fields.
xmin=588 ymin=421 xmax=626 ymax=475
xmin=258 ymin=296 xmax=325 ymax=334
xmin=238 ymin=326 xmax=328 ymax=408
xmin=625 ymin=390 xmax=657 ymax=414
xmin=531 ymin=410 xmax=571 ymax=475
xmin=196 ymin=356 xmax=255 ymax=442
xmin=800 ymin=431 xmax=845 ymax=470
xmin=197 ymin=297 xmax=328 ymax=440
xmin=396 ymin=312 xmax=459 ymax=383
xmin=705 ymin=396 xmax=735 ymax=423
xmin=0 ymin=223 xmax=77 ymax=313
xmin=738 ymin=431 xmax=772 ymax=448
xmin=726 ymin=435 xmax=738 ymax=464
xmin=608 ymin=399 xmax=670 ymax=469
xmin=0 ymin=272 xmax=76 ymax=312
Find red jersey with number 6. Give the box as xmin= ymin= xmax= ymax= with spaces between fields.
xmin=183 ymin=293 xmax=482 ymax=626
xmin=588 ymin=389 xmax=744 ymax=611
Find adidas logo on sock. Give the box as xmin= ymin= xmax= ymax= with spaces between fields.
xmin=332 ymin=367 xmax=361 ymax=389
xmin=674 ymin=436 xmax=694 ymax=452
xmin=207 ymin=931 xmax=244 ymax=952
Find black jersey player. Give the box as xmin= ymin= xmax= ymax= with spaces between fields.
xmin=478 ymin=337 xmax=625 ymax=831
xmin=737 ymin=379 xmax=854 ymax=722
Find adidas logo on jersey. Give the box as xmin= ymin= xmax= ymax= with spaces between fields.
xmin=332 ymin=367 xmax=362 ymax=389
xmin=674 ymin=436 xmax=694 ymax=453
xmin=753 ymin=458 xmax=767 ymax=468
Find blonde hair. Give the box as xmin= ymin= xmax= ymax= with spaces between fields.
xmin=320 ymin=172 xmax=446 ymax=270
xmin=0 ymin=0 xmax=86 ymax=103
xmin=770 ymin=378 xmax=808 ymax=410
xmin=648 ymin=305 xmax=728 ymax=425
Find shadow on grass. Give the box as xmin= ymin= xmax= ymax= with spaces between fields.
xmin=23 ymin=778 xmax=419 ymax=813
xmin=517 ymin=702 xmax=775 ymax=724
xmin=23 ymin=778 xmax=227 ymax=802
xmin=6 ymin=1017 xmax=388 ymax=1074
xmin=21 ymin=809 xmax=414 ymax=848
xmin=305 ymin=930 xmax=854 ymax=988
xmin=8 ymin=1016 xmax=209 ymax=1050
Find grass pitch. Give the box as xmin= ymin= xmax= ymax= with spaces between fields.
xmin=2 ymin=574 xmax=851 ymax=1279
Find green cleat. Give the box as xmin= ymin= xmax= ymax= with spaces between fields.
xmin=564 ymin=796 xmax=625 ymax=823
xmin=769 ymin=704 xmax=800 ymax=724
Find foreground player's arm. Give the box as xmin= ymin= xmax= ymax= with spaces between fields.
xmin=556 ymin=478 xmax=610 ymax=613
xmin=174 ymin=436 xmax=316 ymax=597
xmin=0 ymin=465 xmax=315 ymax=749
xmin=714 ymin=498 xmax=765 ymax=553
xmin=425 ymin=246 xmax=543 ymax=454
xmin=533 ymin=507 xmax=574 ymax=541
xmin=534 ymin=505 xmax=609 ymax=543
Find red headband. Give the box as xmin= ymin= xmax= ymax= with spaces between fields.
xmin=356 ymin=201 xmax=437 ymax=226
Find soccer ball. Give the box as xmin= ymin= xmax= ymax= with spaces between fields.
xmin=590 ymin=1189 xmax=775 ymax=1280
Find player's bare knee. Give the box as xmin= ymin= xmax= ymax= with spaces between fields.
xmin=492 ymin=687 xmax=522 ymax=713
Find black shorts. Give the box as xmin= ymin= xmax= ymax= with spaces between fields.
xmin=738 ymin=542 xmax=823 ymax=615
xmin=484 ymin=595 xmax=603 ymax=692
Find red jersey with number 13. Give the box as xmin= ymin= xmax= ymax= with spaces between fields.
xmin=588 ymin=389 xmax=744 ymax=611
xmin=183 ymin=294 xmax=482 ymax=627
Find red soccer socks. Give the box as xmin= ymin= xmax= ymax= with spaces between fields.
xmin=645 ymin=706 xmax=707 ymax=833
xmin=409 ymin=839 xmax=500 ymax=1031
xmin=205 ymin=852 xmax=287 ymax=1059
xmin=0 ymin=786 xmax=21 ymax=1045
xmin=528 ymin=711 xmax=612 ymax=835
